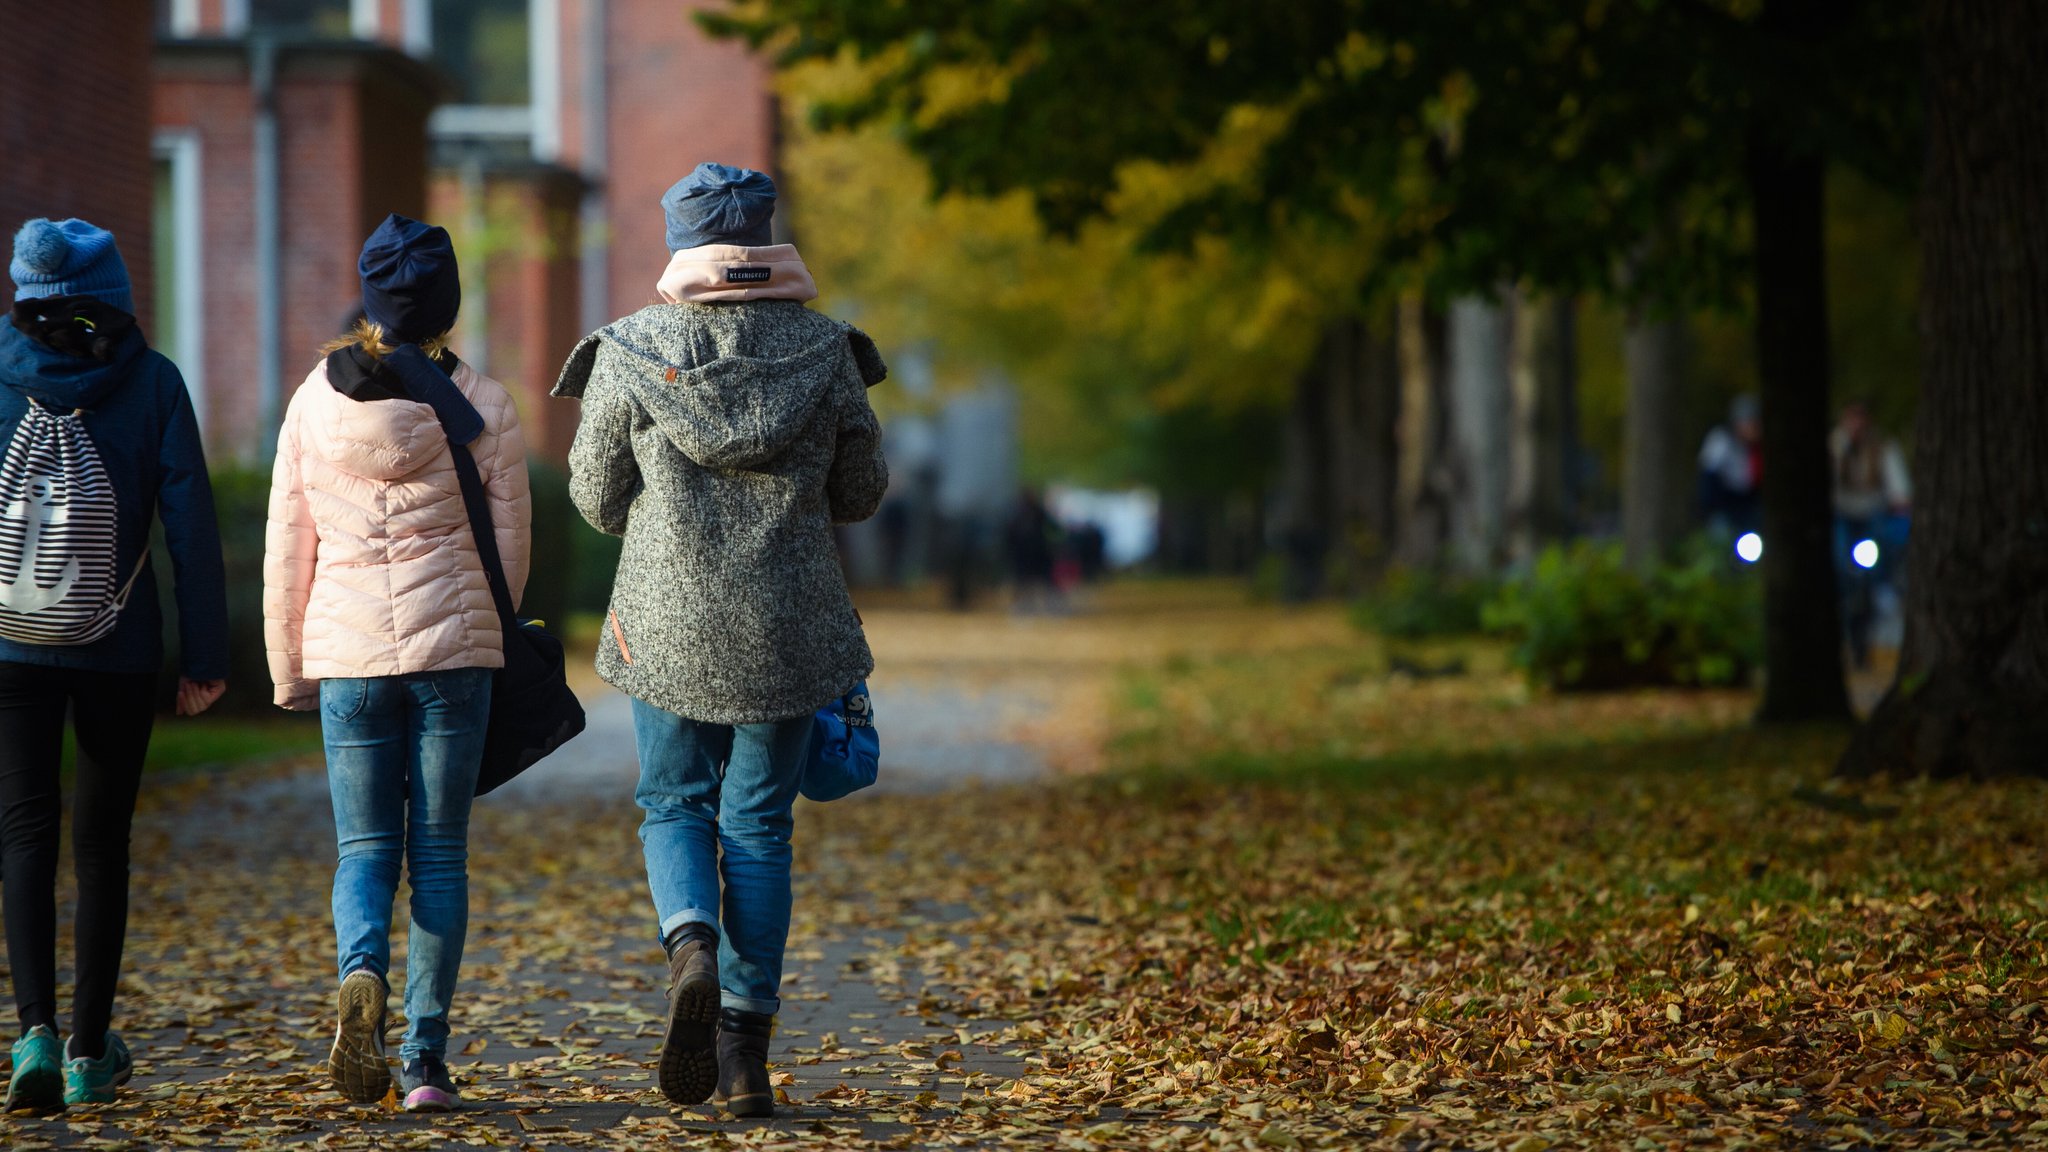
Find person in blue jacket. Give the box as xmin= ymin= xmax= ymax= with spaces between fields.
xmin=0 ymin=218 xmax=229 ymax=1112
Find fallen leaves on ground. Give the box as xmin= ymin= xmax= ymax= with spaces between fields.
xmin=4 ymin=582 xmax=2043 ymax=1149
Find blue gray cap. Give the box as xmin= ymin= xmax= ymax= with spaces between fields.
xmin=662 ymin=162 xmax=777 ymax=251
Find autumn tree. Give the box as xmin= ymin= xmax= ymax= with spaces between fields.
xmin=1839 ymin=0 xmax=2048 ymax=779
xmin=712 ymin=0 xmax=1916 ymax=721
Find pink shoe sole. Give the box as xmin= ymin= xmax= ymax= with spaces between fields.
xmin=402 ymin=1085 xmax=458 ymax=1112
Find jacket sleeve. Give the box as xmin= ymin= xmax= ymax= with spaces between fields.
xmin=156 ymin=363 xmax=230 ymax=683
xmin=565 ymin=358 xmax=642 ymax=537
xmin=262 ymin=389 xmax=319 ymax=710
xmin=826 ymin=371 xmax=888 ymax=525
xmin=477 ymin=389 xmax=533 ymax=610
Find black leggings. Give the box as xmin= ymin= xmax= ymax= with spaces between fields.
xmin=0 ymin=664 xmax=155 ymax=1052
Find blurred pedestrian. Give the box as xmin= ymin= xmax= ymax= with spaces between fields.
xmin=1072 ymin=521 xmax=1108 ymax=583
xmin=1697 ymin=393 xmax=1762 ymax=536
xmin=1005 ymin=489 xmax=1060 ymax=612
xmin=554 ymin=162 xmax=887 ymax=1117
xmin=265 ymin=214 xmax=531 ymax=1112
xmin=1830 ymin=400 xmax=1911 ymax=668
xmin=1830 ymin=400 xmax=1911 ymax=524
xmin=0 ymin=218 xmax=228 ymax=1113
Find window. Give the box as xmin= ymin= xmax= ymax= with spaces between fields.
xmin=431 ymin=0 xmax=531 ymax=105
xmin=155 ymin=0 xmax=200 ymax=35
xmin=248 ymin=0 xmax=352 ymax=38
xmin=152 ymin=133 xmax=206 ymax=432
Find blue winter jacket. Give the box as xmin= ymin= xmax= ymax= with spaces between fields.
xmin=0 ymin=322 xmax=229 ymax=680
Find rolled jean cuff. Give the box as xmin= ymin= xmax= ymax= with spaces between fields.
xmin=721 ymin=992 xmax=778 ymax=1015
xmin=659 ymin=909 xmax=718 ymax=942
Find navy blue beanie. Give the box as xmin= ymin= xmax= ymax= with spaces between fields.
xmin=662 ymin=162 xmax=777 ymax=251
xmin=358 ymin=214 xmax=460 ymax=344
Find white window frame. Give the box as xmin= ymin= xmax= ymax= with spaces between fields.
xmin=528 ymin=0 xmax=560 ymax=161
xmin=417 ymin=0 xmax=561 ymax=164
xmin=152 ymin=131 xmax=208 ymax=434
xmin=167 ymin=0 xmax=202 ymax=36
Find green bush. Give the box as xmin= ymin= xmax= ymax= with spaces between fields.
xmin=569 ymin=513 xmax=623 ymax=614
xmin=1351 ymin=567 xmax=1496 ymax=638
xmin=1481 ymin=537 xmax=1761 ymax=690
xmin=523 ymin=461 xmax=574 ymax=629
xmin=153 ymin=467 xmax=271 ymax=712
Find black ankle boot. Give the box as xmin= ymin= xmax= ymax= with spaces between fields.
xmin=657 ymin=925 xmax=719 ymax=1105
xmin=712 ymin=1007 xmax=775 ymax=1117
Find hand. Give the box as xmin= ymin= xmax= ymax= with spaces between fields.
xmin=177 ymin=678 xmax=227 ymax=717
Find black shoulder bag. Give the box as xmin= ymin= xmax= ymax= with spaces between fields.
xmin=399 ymin=347 xmax=585 ymax=795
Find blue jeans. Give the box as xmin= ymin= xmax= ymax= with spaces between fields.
xmin=632 ymin=699 xmax=812 ymax=1015
xmin=322 ymin=668 xmax=491 ymax=1062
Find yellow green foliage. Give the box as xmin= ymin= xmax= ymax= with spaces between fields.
xmin=781 ymin=59 xmax=1383 ymax=483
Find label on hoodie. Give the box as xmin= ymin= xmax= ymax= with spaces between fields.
xmin=724 ymin=265 xmax=773 ymax=284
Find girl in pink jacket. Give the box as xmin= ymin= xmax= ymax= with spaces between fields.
xmin=263 ymin=215 xmax=530 ymax=1113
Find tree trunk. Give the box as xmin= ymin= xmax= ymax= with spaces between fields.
xmin=1322 ymin=312 xmax=1401 ymax=588
xmin=1533 ymin=297 xmax=1581 ymax=540
xmin=1394 ymin=296 xmax=1451 ymax=568
xmin=1621 ymin=314 xmax=1689 ymax=570
xmin=1275 ymin=350 xmax=1333 ymax=600
xmin=1506 ymin=288 xmax=1543 ymax=562
xmin=1840 ymin=0 xmax=2048 ymax=777
xmin=1747 ymin=131 xmax=1853 ymax=723
xmin=1446 ymin=294 xmax=1515 ymax=573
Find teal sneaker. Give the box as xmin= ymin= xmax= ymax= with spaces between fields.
xmin=61 ymin=1031 xmax=132 ymax=1106
xmin=5 ymin=1024 xmax=64 ymax=1114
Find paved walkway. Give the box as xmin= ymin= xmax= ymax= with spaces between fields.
xmin=2 ymin=608 xmax=1074 ymax=1149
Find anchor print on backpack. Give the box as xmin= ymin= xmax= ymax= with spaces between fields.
xmin=0 ymin=400 xmax=142 ymax=645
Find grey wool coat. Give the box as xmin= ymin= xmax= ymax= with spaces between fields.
xmin=553 ymin=299 xmax=888 ymax=724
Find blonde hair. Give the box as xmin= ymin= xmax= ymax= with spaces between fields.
xmin=320 ymin=318 xmax=454 ymax=362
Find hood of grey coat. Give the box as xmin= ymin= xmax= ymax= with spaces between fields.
xmin=638 ymin=332 xmax=846 ymax=469
xmin=555 ymin=302 xmax=885 ymax=471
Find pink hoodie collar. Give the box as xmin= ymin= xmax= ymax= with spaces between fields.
xmin=656 ymin=243 xmax=818 ymax=304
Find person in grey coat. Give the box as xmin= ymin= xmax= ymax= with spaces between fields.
xmin=553 ymin=162 xmax=886 ymax=1117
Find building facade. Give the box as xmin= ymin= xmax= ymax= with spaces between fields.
xmin=2 ymin=1 xmax=158 ymax=329
xmin=151 ymin=0 xmax=778 ymax=461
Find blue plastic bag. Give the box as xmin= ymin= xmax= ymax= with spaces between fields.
xmin=800 ymin=681 xmax=878 ymax=801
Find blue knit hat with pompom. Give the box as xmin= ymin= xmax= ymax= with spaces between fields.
xmin=11 ymin=218 xmax=133 ymax=313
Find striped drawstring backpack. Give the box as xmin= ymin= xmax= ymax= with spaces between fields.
xmin=0 ymin=400 xmax=144 ymax=645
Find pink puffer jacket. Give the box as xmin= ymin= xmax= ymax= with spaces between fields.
xmin=263 ymin=358 xmax=531 ymax=710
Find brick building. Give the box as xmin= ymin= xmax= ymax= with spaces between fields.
xmin=154 ymin=40 xmax=438 ymax=457
xmin=557 ymin=0 xmax=781 ymax=322
xmin=149 ymin=0 xmax=779 ymax=463
xmin=0 ymin=1 xmax=157 ymax=328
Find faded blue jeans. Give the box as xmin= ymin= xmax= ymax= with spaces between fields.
xmin=322 ymin=668 xmax=491 ymax=1062
xmin=632 ymin=699 xmax=812 ymax=1015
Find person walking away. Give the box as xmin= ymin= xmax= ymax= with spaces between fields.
xmin=1829 ymin=400 xmax=1912 ymax=668
xmin=0 ymin=218 xmax=229 ymax=1112
xmin=1697 ymin=393 xmax=1762 ymax=538
xmin=264 ymin=215 xmax=530 ymax=1112
xmin=1005 ymin=489 xmax=1060 ymax=613
xmin=553 ymin=162 xmax=887 ymax=1118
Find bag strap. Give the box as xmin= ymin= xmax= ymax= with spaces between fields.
xmin=446 ymin=443 xmax=518 ymax=627
xmin=110 ymin=550 xmax=150 ymax=610
xmin=393 ymin=351 xmax=518 ymax=629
